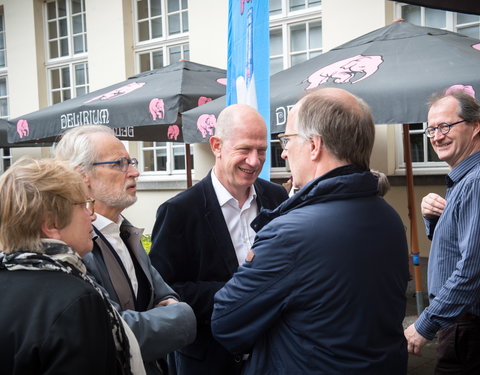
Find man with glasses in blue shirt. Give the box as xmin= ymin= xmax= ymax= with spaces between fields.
xmin=54 ymin=125 xmax=196 ymax=375
xmin=405 ymin=90 xmax=480 ymax=373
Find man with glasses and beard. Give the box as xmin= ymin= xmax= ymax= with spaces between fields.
xmin=54 ymin=125 xmax=196 ymax=375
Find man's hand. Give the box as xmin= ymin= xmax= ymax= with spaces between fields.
xmin=404 ymin=324 xmax=428 ymax=355
xmin=157 ymin=298 xmax=178 ymax=307
xmin=421 ymin=193 xmax=446 ymax=219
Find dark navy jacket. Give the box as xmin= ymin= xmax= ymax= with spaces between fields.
xmin=212 ymin=165 xmax=409 ymax=375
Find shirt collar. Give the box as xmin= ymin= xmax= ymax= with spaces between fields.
xmin=447 ymin=150 xmax=480 ymax=186
xmin=210 ymin=169 xmax=257 ymax=207
xmin=93 ymin=213 xmax=124 ymax=232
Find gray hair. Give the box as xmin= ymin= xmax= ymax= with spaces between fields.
xmin=53 ymin=125 xmax=114 ymax=172
xmin=296 ymin=90 xmax=375 ymax=170
xmin=429 ymin=90 xmax=480 ymax=124
xmin=214 ymin=104 xmax=265 ymax=141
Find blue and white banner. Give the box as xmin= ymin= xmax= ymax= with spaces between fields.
xmin=227 ymin=0 xmax=270 ymax=180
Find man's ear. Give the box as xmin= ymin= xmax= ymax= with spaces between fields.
xmin=40 ymin=212 xmax=61 ymax=240
xmin=209 ymin=136 xmax=222 ymax=157
xmin=310 ymin=135 xmax=322 ymax=161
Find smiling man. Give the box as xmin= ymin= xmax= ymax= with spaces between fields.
xmin=404 ymin=90 xmax=480 ymax=373
xmin=149 ymin=104 xmax=288 ymax=375
xmin=54 ymin=125 xmax=196 ymax=375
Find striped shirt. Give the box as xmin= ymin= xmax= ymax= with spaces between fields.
xmin=415 ymin=151 xmax=480 ymax=340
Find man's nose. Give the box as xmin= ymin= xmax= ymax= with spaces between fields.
xmin=246 ymin=150 xmax=263 ymax=167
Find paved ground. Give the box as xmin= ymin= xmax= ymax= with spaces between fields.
xmin=404 ymin=257 xmax=436 ymax=374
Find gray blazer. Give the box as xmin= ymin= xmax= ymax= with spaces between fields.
xmin=84 ymin=217 xmax=196 ymax=375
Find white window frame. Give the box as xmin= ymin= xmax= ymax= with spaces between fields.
xmin=394 ymin=3 xmax=479 ymax=175
xmin=134 ymin=0 xmax=191 ymax=178
xmin=44 ymin=0 xmax=88 ymax=106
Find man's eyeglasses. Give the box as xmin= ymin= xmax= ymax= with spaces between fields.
xmin=278 ymin=133 xmax=299 ymax=150
xmin=92 ymin=157 xmax=138 ymax=172
xmin=74 ymin=198 xmax=95 ymax=216
xmin=424 ymin=120 xmax=466 ymax=138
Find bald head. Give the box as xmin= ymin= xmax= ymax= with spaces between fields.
xmin=215 ymin=104 xmax=267 ymax=141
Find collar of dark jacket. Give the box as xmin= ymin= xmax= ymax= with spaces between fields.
xmin=251 ymin=164 xmax=378 ymax=232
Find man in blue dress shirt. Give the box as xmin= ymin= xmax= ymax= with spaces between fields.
xmin=404 ymin=90 xmax=480 ymax=373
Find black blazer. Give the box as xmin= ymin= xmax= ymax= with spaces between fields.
xmin=149 ymin=172 xmax=288 ymax=374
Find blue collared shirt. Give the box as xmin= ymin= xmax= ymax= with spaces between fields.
xmin=415 ymin=151 xmax=480 ymax=340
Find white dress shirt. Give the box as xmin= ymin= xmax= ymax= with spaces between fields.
xmin=211 ymin=170 xmax=258 ymax=265
xmin=94 ymin=213 xmax=139 ymax=296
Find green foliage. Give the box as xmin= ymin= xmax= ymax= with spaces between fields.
xmin=141 ymin=234 xmax=152 ymax=254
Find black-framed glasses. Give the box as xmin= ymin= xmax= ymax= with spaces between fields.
xmin=424 ymin=120 xmax=466 ymax=138
xmin=277 ymin=133 xmax=299 ymax=150
xmin=92 ymin=157 xmax=138 ymax=172
xmin=74 ymin=198 xmax=95 ymax=216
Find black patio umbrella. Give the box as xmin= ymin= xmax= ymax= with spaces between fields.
xmin=183 ymin=21 xmax=480 ymax=139
xmin=0 ymin=119 xmax=51 ymax=148
xmin=183 ymin=21 xmax=480 ymax=314
xmin=7 ymin=60 xmax=226 ymax=145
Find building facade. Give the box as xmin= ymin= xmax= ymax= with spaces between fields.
xmin=2 ymin=0 xmax=479 ymax=256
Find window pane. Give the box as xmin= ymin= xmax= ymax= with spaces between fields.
xmin=138 ymin=21 xmax=150 ymax=41
xmin=291 ymin=53 xmax=307 ymax=66
xmin=74 ymin=35 xmax=84 ymax=53
xmin=182 ymin=12 xmax=189 ymax=32
xmin=137 ymin=0 xmax=149 ymax=19
xmin=140 ymin=53 xmax=151 ymax=72
xmin=401 ymin=5 xmax=421 ymax=25
xmin=63 ymin=89 xmax=71 ymax=101
xmin=425 ymin=8 xmax=445 ymax=28
xmin=151 ymin=0 xmax=162 ymax=16
xmin=168 ymin=14 xmax=181 ymax=35
xmin=58 ymin=0 xmax=67 ymax=17
xmin=270 ymin=29 xmax=283 ymax=56
xmin=270 ymin=57 xmax=283 ymax=75
xmin=49 ymin=41 xmax=59 ymax=59
xmin=76 ymin=86 xmax=87 ymax=96
xmin=308 ymin=0 xmax=321 ymax=6
xmin=410 ymin=133 xmax=424 ymax=162
xmin=169 ymin=45 xmax=181 ymax=63
xmin=152 ymin=18 xmax=163 ymax=38
xmin=458 ymin=25 xmax=480 ymax=38
xmin=156 ymin=149 xmax=167 ymax=171
xmin=173 ymin=146 xmax=185 ymax=170
xmin=0 ymin=99 xmax=7 ymax=117
xmin=183 ymin=44 xmax=190 ymax=60
xmin=271 ymin=141 xmax=286 ymax=168
xmin=182 ymin=0 xmax=188 ymax=9
xmin=60 ymin=38 xmax=69 ymax=56
xmin=51 ymin=69 xmax=61 ymax=89
xmin=0 ymin=52 xmax=5 ymax=68
xmin=290 ymin=24 xmax=306 ymax=52
xmin=72 ymin=0 xmax=82 ymax=14
xmin=168 ymin=0 xmax=180 ymax=12
xmin=75 ymin=64 xmax=86 ymax=85
xmin=62 ymin=66 xmax=70 ymax=87
xmin=52 ymin=91 xmax=61 ymax=104
xmin=309 ymin=21 xmax=322 ymax=49
xmin=48 ymin=21 xmax=57 ymax=39
xmin=59 ymin=18 xmax=68 ymax=37
xmin=270 ymin=0 xmax=282 ymax=15
xmin=47 ymin=2 xmax=57 ymax=19
xmin=0 ymin=79 xmax=6 ymax=96
xmin=457 ymin=13 xmax=479 ymax=24
xmin=409 ymin=123 xmax=423 ymax=131
xmin=290 ymin=0 xmax=306 ymax=12
xmin=73 ymin=15 xmax=83 ymax=33
xmin=427 ymin=140 xmax=440 ymax=162
xmin=143 ymin=149 xmax=154 ymax=171
xmin=152 ymin=50 xmax=164 ymax=68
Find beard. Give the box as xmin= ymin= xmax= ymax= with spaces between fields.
xmin=90 ymin=178 xmax=137 ymax=210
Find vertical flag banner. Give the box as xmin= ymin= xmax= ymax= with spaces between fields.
xmin=228 ymin=0 xmax=270 ymax=180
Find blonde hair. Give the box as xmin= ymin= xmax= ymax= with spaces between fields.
xmin=0 ymin=158 xmax=87 ymax=253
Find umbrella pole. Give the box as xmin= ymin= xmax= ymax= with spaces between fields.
xmin=185 ymin=143 xmax=193 ymax=188
xmin=402 ymin=124 xmax=424 ymax=315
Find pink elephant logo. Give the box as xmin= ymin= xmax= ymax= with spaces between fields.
xmin=84 ymin=82 xmax=145 ymax=103
xmin=17 ymin=119 xmax=29 ymax=138
xmin=198 ymin=96 xmax=212 ymax=106
xmin=304 ymin=55 xmax=384 ymax=89
xmin=217 ymin=78 xmax=227 ymax=86
xmin=167 ymin=125 xmax=180 ymax=140
xmin=445 ymin=84 xmax=476 ymax=98
xmin=473 ymin=43 xmax=480 ymax=51
xmin=149 ymin=98 xmax=165 ymax=121
xmin=197 ymin=114 xmax=216 ymax=138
